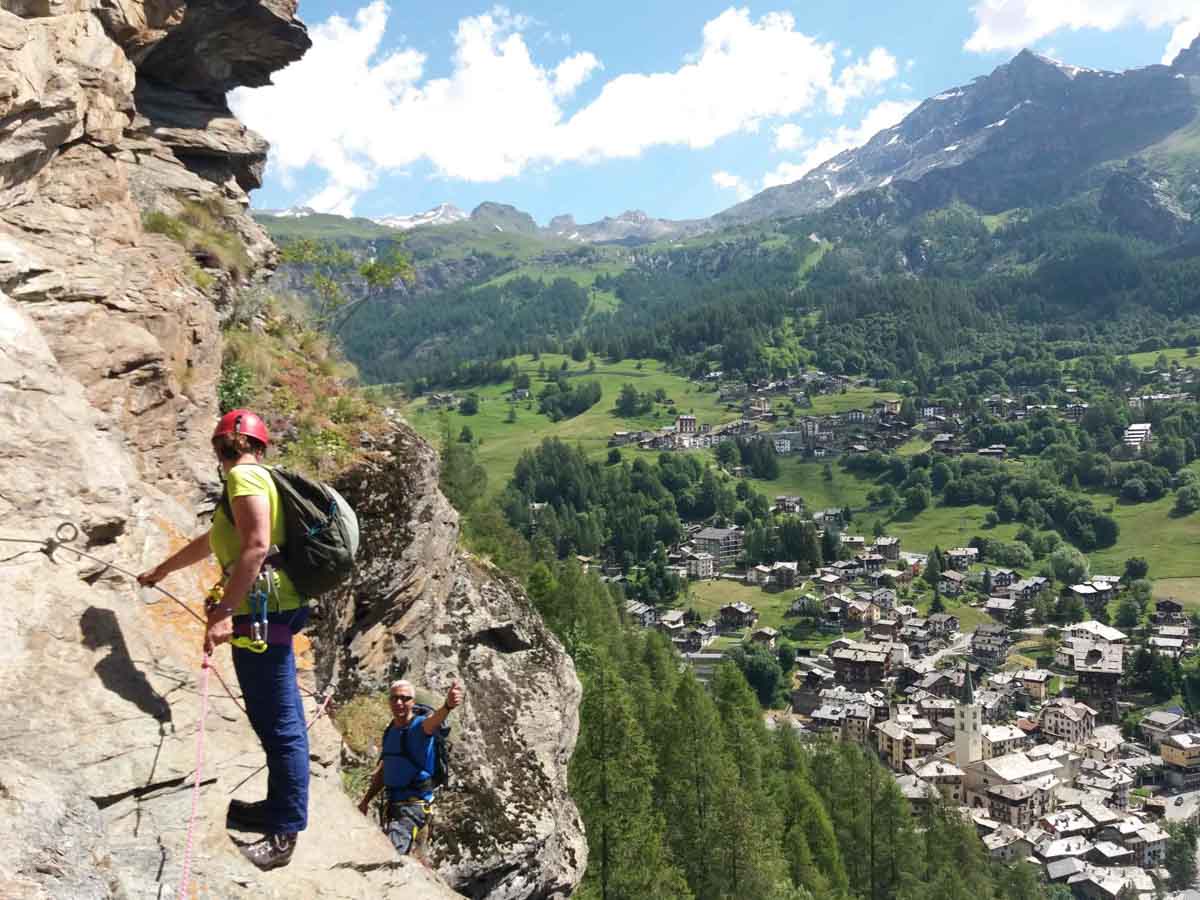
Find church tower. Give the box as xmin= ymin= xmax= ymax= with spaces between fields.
xmin=954 ymin=662 xmax=982 ymax=765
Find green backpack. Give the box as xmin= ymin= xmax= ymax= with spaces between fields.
xmin=220 ymin=466 xmax=360 ymax=597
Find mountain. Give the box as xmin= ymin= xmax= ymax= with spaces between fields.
xmin=717 ymin=41 xmax=1200 ymax=227
xmin=373 ymin=201 xmax=468 ymax=230
xmin=547 ymin=208 xmax=703 ymax=244
xmin=467 ymin=200 xmax=540 ymax=234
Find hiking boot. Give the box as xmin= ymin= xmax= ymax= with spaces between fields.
xmin=227 ymin=799 xmax=272 ymax=832
xmin=240 ymin=833 xmax=296 ymax=871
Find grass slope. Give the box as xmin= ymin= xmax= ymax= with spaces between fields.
xmin=402 ymin=354 xmax=739 ymax=488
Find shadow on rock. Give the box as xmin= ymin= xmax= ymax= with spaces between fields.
xmin=80 ymin=607 xmax=172 ymax=723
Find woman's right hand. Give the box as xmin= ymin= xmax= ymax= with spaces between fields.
xmin=137 ymin=564 xmax=167 ymax=586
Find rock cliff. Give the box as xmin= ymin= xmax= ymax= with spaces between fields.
xmin=0 ymin=1 xmax=584 ymax=898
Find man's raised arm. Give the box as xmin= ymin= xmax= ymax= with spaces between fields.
xmin=422 ymin=681 xmax=463 ymax=736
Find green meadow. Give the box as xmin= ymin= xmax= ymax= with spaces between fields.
xmin=402 ymin=354 xmax=740 ymax=488
xmin=403 ymin=356 xmax=1200 ymax=605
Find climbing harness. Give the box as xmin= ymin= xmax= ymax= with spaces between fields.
xmin=178 ymin=657 xmax=211 ymax=900
xmin=232 ymin=568 xmax=273 ymax=654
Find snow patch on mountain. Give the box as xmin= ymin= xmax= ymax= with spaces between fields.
xmin=372 ymin=203 xmax=468 ymax=230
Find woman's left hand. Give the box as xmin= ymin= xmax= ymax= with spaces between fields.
xmin=204 ymin=615 xmax=233 ymax=655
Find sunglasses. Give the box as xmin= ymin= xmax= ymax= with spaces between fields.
xmin=390 ymin=695 xmax=415 ymax=703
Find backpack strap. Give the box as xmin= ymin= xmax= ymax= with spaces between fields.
xmin=381 ymin=720 xmax=435 ymax=794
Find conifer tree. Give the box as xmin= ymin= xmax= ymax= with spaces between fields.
xmin=571 ymin=653 xmax=691 ymax=900
xmin=657 ymin=672 xmax=732 ymax=897
xmin=923 ymin=546 xmax=943 ymax=587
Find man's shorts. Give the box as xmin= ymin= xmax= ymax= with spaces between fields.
xmin=386 ymin=800 xmax=431 ymax=856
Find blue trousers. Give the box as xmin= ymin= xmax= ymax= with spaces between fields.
xmin=231 ymin=608 xmax=310 ymax=833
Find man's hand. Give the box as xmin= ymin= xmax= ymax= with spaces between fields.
xmin=444 ymin=680 xmax=463 ymax=711
xmin=204 ymin=616 xmax=233 ymax=655
xmin=358 ymin=796 xmax=371 ymax=816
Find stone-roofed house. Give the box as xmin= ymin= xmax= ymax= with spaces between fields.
xmin=1015 ymin=668 xmax=1054 ymax=702
xmin=719 ymin=601 xmax=759 ymax=631
xmin=658 ymin=609 xmax=686 ymax=637
xmin=873 ymin=535 xmax=900 ymax=560
xmin=982 ymin=724 xmax=1030 ymax=759
xmin=945 ymin=547 xmax=979 ymax=570
xmin=750 ymin=626 xmax=779 ymax=650
xmin=623 ymin=599 xmax=657 ymax=628
xmin=982 ymin=825 xmax=1033 ymax=862
xmin=988 ymin=782 xmax=1051 ymax=830
xmin=694 ymin=526 xmax=744 ymax=566
xmin=971 ymin=623 xmax=1011 ymax=666
xmin=1041 ymin=699 xmax=1097 ymax=745
xmin=939 ymin=569 xmax=967 ymax=596
xmin=1161 ymin=732 xmax=1200 ymax=790
xmin=832 ymin=642 xmax=896 ymax=685
xmin=1140 ymin=710 xmax=1195 ymax=751
xmin=927 ymin=613 xmax=959 ymax=637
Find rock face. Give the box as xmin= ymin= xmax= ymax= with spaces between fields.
xmin=1101 ymin=160 xmax=1194 ymax=244
xmin=317 ymin=424 xmax=587 ymax=899
xmin=0 ymin=1 xmax=584 ymax=898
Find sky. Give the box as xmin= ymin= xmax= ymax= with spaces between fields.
xmin=231 ymin=1 xmax=1200 ymax=224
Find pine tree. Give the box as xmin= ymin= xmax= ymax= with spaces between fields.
xmin=571 ymin=653 xmax=691 ymax=900
xmin=929 ymin=586 xmax=945 ymax=614
xmin=923 ymin=546 xmax=943 ymax=587
xmin=656 ymin=673 xmax=726 ymax=895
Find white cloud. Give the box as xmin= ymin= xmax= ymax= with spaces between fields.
xmin=761 ymin=99 xmax=917 ymax=188
xmin=1164 ymin=18 xmax=1200 ymax=64
xmin=232 ymin=3 xmax=903 ymax=213
xmin=551 ymin=52 xmax=601 ymax=97
xmin=712 ymin=170 xmax=752 ymax=200
xmin=772 ymin=123 xmax=806 ymax=151
xmin=964 ymin=0 xmax=1199 ymax=63
xmin=826 ymin=47 xmax=899 ymax=114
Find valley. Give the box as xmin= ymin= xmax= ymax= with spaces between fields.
xmin=243 ymin=32 xmax=1200 ymax=900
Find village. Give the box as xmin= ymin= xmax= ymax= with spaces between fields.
xmin=606 ymin=369 xmax=1177 ymax=461
xmin=619 ymin=517 xmax=1200 ymax=899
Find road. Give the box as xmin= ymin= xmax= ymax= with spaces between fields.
xmin=913 ymin=631 xmax=970 ymax=673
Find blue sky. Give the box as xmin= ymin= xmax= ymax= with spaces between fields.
xmin=231 ymin=1 xmax=1197 ymax=224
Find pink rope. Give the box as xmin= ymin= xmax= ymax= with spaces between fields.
xmin=177 ymin=658 xmax=211 ymax=900
xmin=207 ymin=660 xmax=247 ymax=715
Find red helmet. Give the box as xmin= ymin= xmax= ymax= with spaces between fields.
xmin=212 ymin=409 xmax=269 ymax=447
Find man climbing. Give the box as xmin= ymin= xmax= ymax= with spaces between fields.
xmin=358 ymin=678 xmax=462 ymax=859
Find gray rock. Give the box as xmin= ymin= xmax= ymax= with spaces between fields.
xmin=319 ymin=424 xmax=587 ymax=899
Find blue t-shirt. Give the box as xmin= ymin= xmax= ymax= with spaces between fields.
xmin=382 ymin=715 xmax=435 ymax=802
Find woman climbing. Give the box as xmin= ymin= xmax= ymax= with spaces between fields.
xmin=139 ymin=408 xmax=308 ymax=871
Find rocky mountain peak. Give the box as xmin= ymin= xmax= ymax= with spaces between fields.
xmin=1172 ymin=33 xmax=1200 ymax=75
xmin=470 ymin=201 xmax=539 ymax=233
xmin=716 ymin=42 xmax=1199 ymax=227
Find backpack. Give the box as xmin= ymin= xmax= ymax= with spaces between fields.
xmin=219 ymin=465 xmax=360 ymax=598
xmin=382 ymin=704 xmax=451 ymax=791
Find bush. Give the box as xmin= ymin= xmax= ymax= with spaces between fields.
xmin=142 ymin=197 xmax=252 ymax=279
xmin=334 ymin=693 xmax=391 ymax=756
xmin=217 ymin=360 xmax=254 ymax=413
